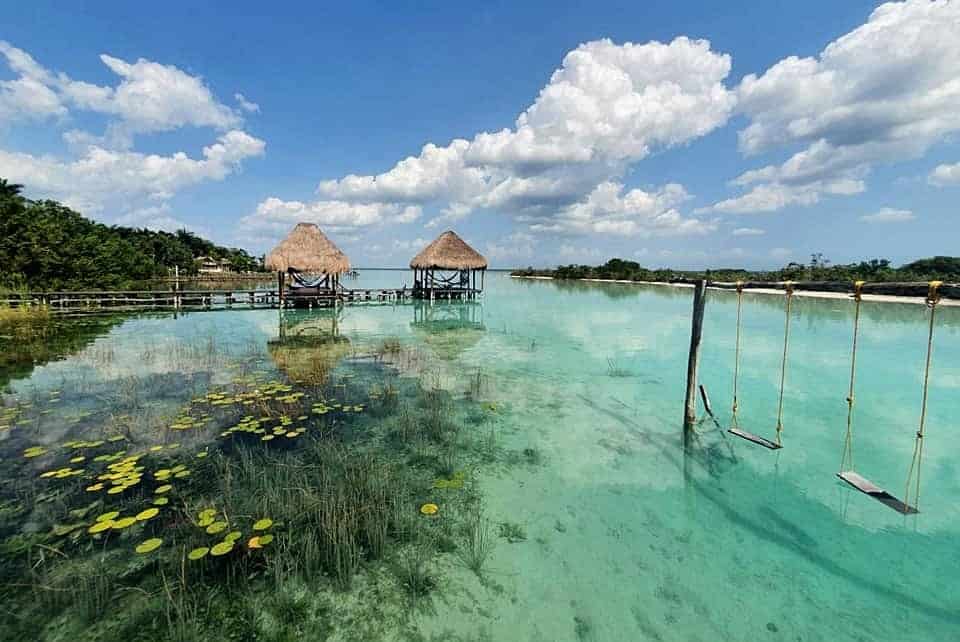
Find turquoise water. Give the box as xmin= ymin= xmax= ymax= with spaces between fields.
xmin=5 ymin=271 xmax=959 ymax=641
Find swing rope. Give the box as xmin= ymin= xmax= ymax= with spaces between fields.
xmin=731 ymin=281 xmax=744 ymax=429
xmin=903 ymin=281 xmax=941 ymax=512
xmin=773 ymin=283 xmax=794 ymax=447
xmin=839 ymin=281 xmax=865 ymax=473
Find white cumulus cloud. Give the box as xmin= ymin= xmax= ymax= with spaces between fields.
xmin=732 ymin=227 xmax=765 ymax=236
xmin=0 ymin=130 xmax=265 ymax=214
xmin=238 ymin=196 xmax=422 ymax=239
xmin=0 ymin=41 xmax=243 ymax=144
xmin=859 ymin=207 xmax=915 ymax=223
xmin=484 ymin=231 xmax=537 ymax=262
xmin=929 ymin=161 xmax=960 ymax=186
xmin=0 ymin=43 xmax=264 ymax=228
xmin=309 ymin=37 xmax=733 ymax=237
xmin=234 ymin=93 xmax=260 ymax=113
xmin=529 ymin=181 xmax=713 ymax=237
xmin=709 ymin=0 xmax=960 ymax=213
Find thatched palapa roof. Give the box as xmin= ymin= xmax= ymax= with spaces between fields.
xmin=410 ymin=231 xmax=487 ymax=270
xmin=265 ymin=223 xmax=350 ymax=274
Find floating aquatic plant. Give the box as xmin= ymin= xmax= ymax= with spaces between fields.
xmin=96 ymin=511 xmax=120 ymax=522
xmin=155 ymin=485 xmax=172 ymax=494
xmin=420 ymin=503 xmax=439 ymax=516
xmin=153 ymin=497 xmax=169 ymax=506
xmin=111 ymin=517 xmax=137 ymax=529
xmin=206 ymin=521 xmax=227 ymax=534
xmin=53 ymin=523 xmax=85 ymax=536
xmin=135 ymin=507 xmax=159 ymax=521
xmin=224 ymin=530 xmax=242 ymax=543
xmin=210 ymin=541 xmax=234 ymax=556
xmin=252 ymin=518 xmax=273 ymax=531
xmin=188 ymin=547 xmax=209 ymax=560
xmin=135 ymin=538 xmax=162 ymax=554
xmin=88 ymin=521 xmax=113 ymax=534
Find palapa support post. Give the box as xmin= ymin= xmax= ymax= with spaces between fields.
xmin=277 ymin=271 xmax=285 ymax=308
xmin=683 ymin=279 xmax=707 ymax=444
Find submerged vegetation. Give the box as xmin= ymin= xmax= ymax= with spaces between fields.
xmin=513 ymin=254 xmax=960 ymax=283
xmin=0 ymin=321 xmax=514 ymax=641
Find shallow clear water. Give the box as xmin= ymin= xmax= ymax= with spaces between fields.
xmin=5 ymin=271 xmax=959 ymax=641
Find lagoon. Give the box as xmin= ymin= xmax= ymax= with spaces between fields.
xmin=2 ymin=271 xmax=958 ymax=641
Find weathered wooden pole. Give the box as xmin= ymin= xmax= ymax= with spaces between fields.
xmin=277 ymin=271 xmax=285 ymax=308
xmin=683 ymin=279 xmax=707 ymax=444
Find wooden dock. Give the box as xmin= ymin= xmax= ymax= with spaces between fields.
xmin=2 ymin=289 xmax=277 ymax=311
xmin=0 ymin=287 xmax=445 ymax=313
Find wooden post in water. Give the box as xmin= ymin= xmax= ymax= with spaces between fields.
xmin=683 ymin=279 xmax=707 ymax=444
xmin=277 ymin=271 xmax=285 ymax=309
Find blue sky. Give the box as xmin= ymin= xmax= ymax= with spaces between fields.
xmin=2 ymin=0 xmax=959 ymax=268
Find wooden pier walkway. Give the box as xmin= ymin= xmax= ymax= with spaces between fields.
xmin=1 ymin=286 xmax=481 ymax=313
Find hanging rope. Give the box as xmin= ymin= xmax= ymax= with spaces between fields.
xmin=903 ymin=281 xmax=941 ymax=512
xmin=774 ymin=282 xmax=794 ymax=446
xmin=731 ymin=281 xmax=744 ymax=429
xmin=839 ymin=281 xmax=865 ymax=473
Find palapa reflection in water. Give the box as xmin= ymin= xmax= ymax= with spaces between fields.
xmin=268 ymin=308 xmax=351 ymax=383
xmin=410 ymin=301 xmax=486 ymax=361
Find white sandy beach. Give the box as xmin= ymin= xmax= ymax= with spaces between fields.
xmin=511 ymin=274 xmax=959 ymax=307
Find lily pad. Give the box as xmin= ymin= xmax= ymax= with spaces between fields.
xmin=206 ymin=521 xmax=227 ymax=534
xmin=210 ymin=541 xmax=234 ymax=556
xmin=135 ymin=508 xmax=159 ymax=521
xmin=188 ymin=547 xmax=209 ymax=560
xmin=135 ymin=538 xmax=163 ymax=554
xmin=112 ymin=517 xmax=137 ymax=529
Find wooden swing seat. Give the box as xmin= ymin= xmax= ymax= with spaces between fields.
xmin=837 ymin=471 xmax=918 ymax=515
xmin=728 ymin=427 xmax=782 ymax=450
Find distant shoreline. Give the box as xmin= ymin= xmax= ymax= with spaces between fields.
xmin=510 ymin=274 xmax=960 ymax=307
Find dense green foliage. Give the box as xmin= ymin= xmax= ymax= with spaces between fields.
xmin=513 ymin=253 xmax=960 ymax=283
xmin=0 ymin=179 xmax=264 ymax=290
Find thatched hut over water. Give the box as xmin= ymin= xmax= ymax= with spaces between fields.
xmin=266 ymin=223 xmax=350 ymax=295
xmin=409 ymin=230 xmax=487 ymax=299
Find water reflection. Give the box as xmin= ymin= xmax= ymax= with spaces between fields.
xmin=410 ymin=301 xmax=485 ymax=361
xmin=0 ymin=313 xmax=127 ymax=390
xmin=268 ymin=308 xmax=351 ymax=384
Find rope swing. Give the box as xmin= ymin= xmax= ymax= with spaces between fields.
xmin=903 ymin=281 xmax=941 ymax=513
xmin=728 ymin=282 xmax=793 ymax=450
xmin=836 ymin=281 xmax=941 ymax=515
xmin=838 ymin=281 xmax=865 ymax=473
